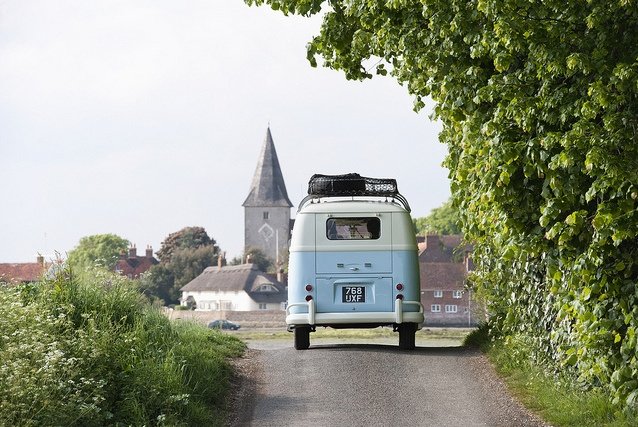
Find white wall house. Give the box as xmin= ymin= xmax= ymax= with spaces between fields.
xmin=180 ymin=263 xmax=286 ymax=311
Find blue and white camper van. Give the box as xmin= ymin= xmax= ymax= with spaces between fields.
xmin=286 ymin=174 xmax=424 ymax=350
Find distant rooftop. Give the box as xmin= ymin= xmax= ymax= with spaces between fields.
xmin=0 ymin=256 xmax=49 ymax=283
xmin=180 ymin=263 xmax=286 ymax=304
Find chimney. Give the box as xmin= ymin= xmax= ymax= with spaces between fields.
xmin=464 ymin=251 xmax=473 ymax=272
xmin=217 ymin=252 xmax=226 ymax=271
xmin=277 ymin=268 xmax=284 ymax=283
xmin=128 ymin=244 xmax=137 ymax=258
xmin=119 ymin=250 xmax=126 ymax=259
xmin=146 ymin=246 xmax=153 ymax=258
xmin=246 ymin=254 xmax=252 ymax=264
xmin=37 ymin=254 xmax=44 ymax=265
xmin=425 ymin=234 xmax=439 ymax=250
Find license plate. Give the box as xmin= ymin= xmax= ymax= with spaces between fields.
xmin=342 ymin=286 xmax=365 ymax=303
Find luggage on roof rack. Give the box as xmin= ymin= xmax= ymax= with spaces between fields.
xmin=308 ymin=173 xmax=399 ymax=196
xmin=300 ymin=173 xmax=411 ymax=212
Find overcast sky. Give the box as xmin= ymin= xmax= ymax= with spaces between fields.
xmin=0 ymin=0 xmax=450 ymax=263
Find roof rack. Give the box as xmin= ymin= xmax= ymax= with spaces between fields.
xmin=298 ymin=173 xmax=411 ymax=212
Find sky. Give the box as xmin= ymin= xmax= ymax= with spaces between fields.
xmin=0 ymin=0 xmax=450 ymax=263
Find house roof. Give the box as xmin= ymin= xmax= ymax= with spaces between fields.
xmin=418 ymin=234 xmax=469 ymax=263
xmin=0 ymin=262 xmax=47 ymax=283
xmin=115 ymin=250 xmax=158 ymax=278
xmin=180 ymin=263 xmax=287 ymax=304
xmin=242 ymin=127 xmax=293 ymax=208
xmin=420 ymin=262 xmax=467 ymax=291
xmin=418 ymin=234 xmax=472 ymax=291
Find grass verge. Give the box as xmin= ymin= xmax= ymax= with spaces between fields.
xmin=0 ymin=267 xmax=244 ymax=427
xmin=235 ymin=326 xmax=473 ymax=342
xmin=464 ymin=324 xmax=636 ymax=427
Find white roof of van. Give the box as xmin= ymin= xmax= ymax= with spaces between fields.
xmin=298 ymin=199 xmax=408 ymax=214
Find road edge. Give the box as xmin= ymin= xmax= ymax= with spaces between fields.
xmin=226 ymin=348 xmax=263 ymax=427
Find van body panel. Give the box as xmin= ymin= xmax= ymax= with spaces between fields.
xmin=316 ymin=277 xmax=393 ymax=313
xmin=289 ymin=212 xmax=315 ymax=252
xmin=390 ymin=210 xmax=419 ymax=251
xmin=392 ymin=249 xmax=421 ymax=313
xmin=287 ymin=207 xmax=423 ymax=321
xmin=316 ymin=251 xmax=392 ymax=274
xmin=287 ymin=251 xmax=315 ymax=315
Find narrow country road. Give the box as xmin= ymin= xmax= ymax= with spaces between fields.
xmin=231 ymin=338 xmax=547 ymax=427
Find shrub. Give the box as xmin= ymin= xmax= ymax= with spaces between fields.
xmin=0 ymin=266 xmax=244 ymax=426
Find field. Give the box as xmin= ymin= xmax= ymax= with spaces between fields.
xmin=233 ymin=326 xmax=473 ymax=347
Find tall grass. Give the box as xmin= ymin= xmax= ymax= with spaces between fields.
xmin=465 ymin=324 xmax=637 ymax=426
xmin=0 ymin=267 xmax=244 ymax=426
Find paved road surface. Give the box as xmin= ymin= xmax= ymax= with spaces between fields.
xmin=233 ymin=338 xmax=547 ymax=427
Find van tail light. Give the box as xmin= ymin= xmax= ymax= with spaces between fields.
xmin=305 ymin=295 xmax=313 ymax=302
xmin=396 ymin=283 xmax=404 ymax=291
xmin=305 ymin=284 xmax=313 ymax=292
xmin=396 ymin=294 xmax=404 ymax=300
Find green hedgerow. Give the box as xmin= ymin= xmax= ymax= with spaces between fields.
xmin=0 ymin=266 xmax=244 ymax=426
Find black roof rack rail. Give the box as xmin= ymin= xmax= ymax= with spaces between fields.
xmin=298 ymin=173 xmax=411 ymax=212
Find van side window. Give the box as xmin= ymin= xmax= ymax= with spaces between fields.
xmin=326 ymin=217 xmax=381 ymax=240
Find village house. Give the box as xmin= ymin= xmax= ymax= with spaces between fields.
xmin=0 ymin=255 xmax=49 ymax=284
xmin=179 ymin=258 xmax=287 ymax=311
xmin=114 ymin=245 xmax=158 ymax=279
xmin=418 ymin=234 xmax=481 ymax=327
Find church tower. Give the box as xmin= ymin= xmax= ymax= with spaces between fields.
xmin=243 ymin=127 xmax=293 ymax=266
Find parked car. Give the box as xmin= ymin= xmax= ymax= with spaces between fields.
xmin=207 ymin=319 xmax=241 ymax=330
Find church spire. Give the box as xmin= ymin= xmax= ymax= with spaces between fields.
xmin=242 ymin=127 xmax=293 ymax=207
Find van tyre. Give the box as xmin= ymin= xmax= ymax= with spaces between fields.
xmin=398 ymin=323 xmax=416 ymax=350
xmin=294 ymin=327 xmax=311 ymax=350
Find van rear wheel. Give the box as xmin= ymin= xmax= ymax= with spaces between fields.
xmin=294 ymin=327 xmax=311 ymax=350
xmin=398 ymin=323 xmax=416 ymax=350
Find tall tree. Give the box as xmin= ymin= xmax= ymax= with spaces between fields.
xmin=142 ymin=227 xmax=220 ymax=305
xmin=413 ymin=199 xmax=460 ymax=235
xmin=156 ymin=226 xmax=215 ymax=263
xmin=245 ymin=0 xmax=638 ymax=409
xmin=67 ymin=234 xmax=129 ymax=270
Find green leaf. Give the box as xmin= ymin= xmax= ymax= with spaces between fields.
xmin=582 ymin=287 xmax=592 ymax=301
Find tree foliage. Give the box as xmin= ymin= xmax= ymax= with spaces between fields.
xmin=143 ymin=227 xmax=220 ymax=305
xmin=229 ymin=247 xmax=274 ymax=273
xmin=245 ymin=0 xmax=638 ymax=410
xmin=413 ymin=198 xmax=460 ymax=235
xmin=67 ymin=234 xmax=129 ymax=270
xmin=156 ymin=226 xmax=215 ymax=263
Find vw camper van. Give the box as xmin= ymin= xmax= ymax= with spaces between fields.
xmin=286 ymin=174 xmax=424 ymax=349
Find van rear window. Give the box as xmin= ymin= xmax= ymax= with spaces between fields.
xmin=326 ymin=217 xmax=381 ymax=240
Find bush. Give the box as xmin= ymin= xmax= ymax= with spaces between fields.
xmin=0 ymin=267 xmax=244 ymax=426
xmin=478 ymin=328 xmax=637 ymax=427
xmin=463 ymin=322 xmax=490 ymax=351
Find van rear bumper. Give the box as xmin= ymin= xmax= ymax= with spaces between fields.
xmin=286 ymin=298 xmax=424 ymax=328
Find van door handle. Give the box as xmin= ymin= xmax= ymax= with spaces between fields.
xmin=350 ymin=267 xmax=359 ymax=271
